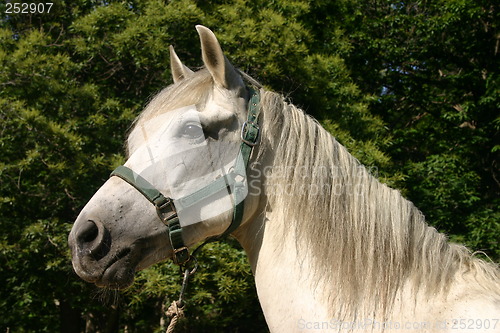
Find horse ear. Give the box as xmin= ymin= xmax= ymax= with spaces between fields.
xmin=196 ymin=25 xmax=242 ymax=90
xmin=169 ymin=45 xmax=193 ymax=83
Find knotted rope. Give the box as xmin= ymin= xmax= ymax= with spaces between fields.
xmin=165 ymin=300 xmax=184 ymax=333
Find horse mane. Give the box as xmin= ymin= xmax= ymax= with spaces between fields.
xmin=256 ymin=88 xmax=500 ymax=318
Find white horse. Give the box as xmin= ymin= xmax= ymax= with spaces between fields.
xmin=69 ymin=25 xmax=500 ymax=332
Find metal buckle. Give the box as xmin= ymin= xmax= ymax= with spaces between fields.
xmin=173 ymin=247 xmax=190 ymax=265
xmin=241 ymin=121 xmax=260 ymax=146
xmin=156 ymin=197 xmax=177 ymax=222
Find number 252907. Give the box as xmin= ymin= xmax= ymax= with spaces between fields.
xmin=5 ymin=3 xmax=54 ymax=14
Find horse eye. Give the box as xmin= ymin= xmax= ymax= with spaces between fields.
xmin=182 ymin=123 xmax=204 ymax=139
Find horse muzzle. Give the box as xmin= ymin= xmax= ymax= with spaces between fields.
xmin=68 ymin=211 xmax=145 ymax=289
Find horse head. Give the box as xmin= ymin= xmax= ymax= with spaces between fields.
xmin=68 ymin=26 xmax=262 ymax=289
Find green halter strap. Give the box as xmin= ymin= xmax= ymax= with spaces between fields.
xmin=110 ymin=88 xmax=260 ymax=265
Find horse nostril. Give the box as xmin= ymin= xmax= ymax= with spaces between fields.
xmin=78 ymin=221 xmax=99 ymax=243
xmin=75 ymin=220 xmax=110 ymax=260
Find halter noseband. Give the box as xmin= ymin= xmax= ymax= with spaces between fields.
xmin=110 ymin=88 xmax=261 ymax=265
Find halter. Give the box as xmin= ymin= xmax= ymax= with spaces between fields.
xmin=110 ymin=88 xmax=261 ymax=266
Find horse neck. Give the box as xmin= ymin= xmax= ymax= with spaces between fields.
xmin=234 ymin=212 xmax=332 ymax=332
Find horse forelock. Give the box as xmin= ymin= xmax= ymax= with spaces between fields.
xmin=145 ymin=69 xmax=214 ymax=120
xmin=255 ymin=89 xmax=500 ymax=319
xmin=124 ymin=69 xmax=214 ymax=156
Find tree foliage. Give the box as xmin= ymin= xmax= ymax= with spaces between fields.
xmin=1 ymin=0 xmax=498 ymax=331
xmin=338 ymin=0 xmax=499 ymax=253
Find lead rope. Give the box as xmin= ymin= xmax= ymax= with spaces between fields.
xmin=164 ymin=233 xmax=223 ymax=331
xmin=164 ymin=256 xmax=198 ymax=333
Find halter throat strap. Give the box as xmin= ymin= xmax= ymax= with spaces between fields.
xmin=110 ymin=88 xmax=261 ymax=265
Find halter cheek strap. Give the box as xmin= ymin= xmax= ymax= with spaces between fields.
xmin=110 ymin=88 xmax=261 ymax=265
xmin=110 ymin=166 xmax=190 ymax=264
